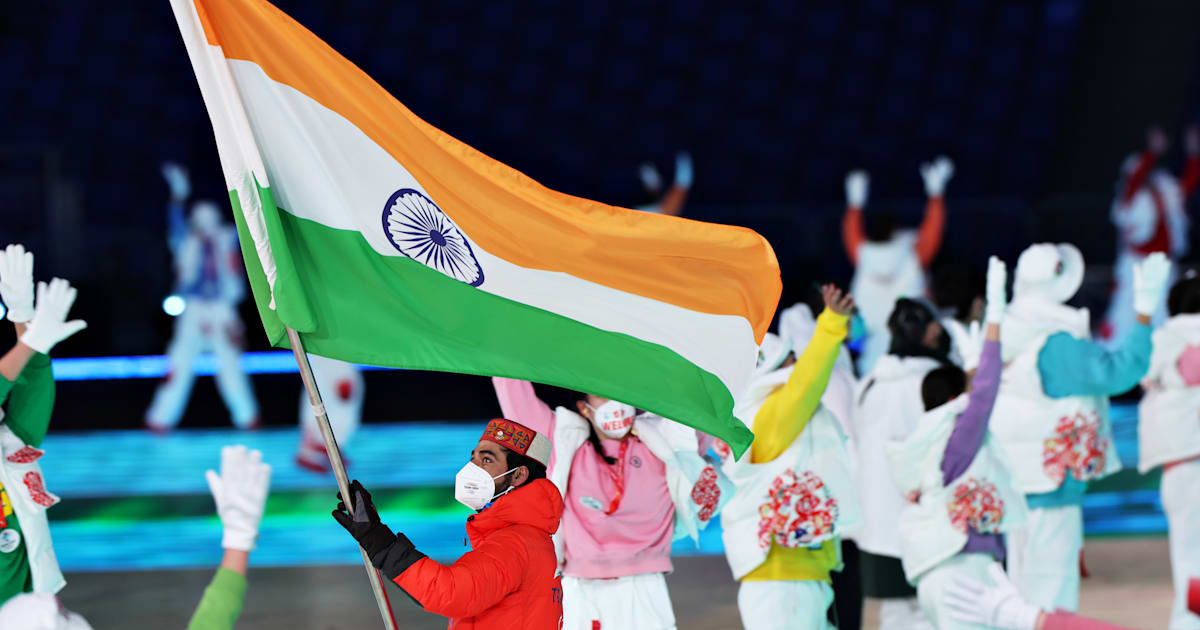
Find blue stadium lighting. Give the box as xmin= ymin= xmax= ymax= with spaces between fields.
xmin=162 ymin=294 xmax=187 ymax=317
xmin=50 ymin=352 xmax=390 ymax=381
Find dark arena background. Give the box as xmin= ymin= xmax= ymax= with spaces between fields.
xmin=1 ymin=0 xmax=1198 ymax=628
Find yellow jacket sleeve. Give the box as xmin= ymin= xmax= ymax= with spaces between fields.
xmin=750 ymin=309 xmax=849 ymax=464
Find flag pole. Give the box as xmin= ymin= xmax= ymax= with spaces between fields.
xmin=286 ymin=327 xmax=398 ymax=630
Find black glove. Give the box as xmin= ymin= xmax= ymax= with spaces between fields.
xmin=332 ymin=480 xmax=426 ymax=580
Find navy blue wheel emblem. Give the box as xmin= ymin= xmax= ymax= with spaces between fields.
xmin=382 ymin=189 xmax=485 ymax=287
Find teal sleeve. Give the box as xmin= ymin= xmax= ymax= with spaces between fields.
xmin=1036 ymin=325 xmax=1152 ymax=399
xmin=1026 ymin=477 xmax=1089 ymax=509
xmin=1 ymin=353 xmax=55 ymax=447
xmin=186 ymin=568 xmax=247 ymax=630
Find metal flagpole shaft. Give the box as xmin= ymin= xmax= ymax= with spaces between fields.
xmin=286 ymin=327 xmax=398 ymax=630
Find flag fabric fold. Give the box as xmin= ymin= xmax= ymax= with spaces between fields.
xmin=168 ymin=0 xmax=781 ymax=456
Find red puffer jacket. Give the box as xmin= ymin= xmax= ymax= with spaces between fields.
xmin=395 ymin=478 xmax=564 ymax=629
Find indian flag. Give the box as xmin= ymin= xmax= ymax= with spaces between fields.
xmin=168 ymin=0 xmax=781 ymax=456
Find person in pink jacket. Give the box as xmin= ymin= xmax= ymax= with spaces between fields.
xmin=492 ymin=378 xmax=723 ymax=630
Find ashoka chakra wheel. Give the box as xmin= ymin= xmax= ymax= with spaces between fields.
xmin=382 ymin=189 xmax=484 ymax=287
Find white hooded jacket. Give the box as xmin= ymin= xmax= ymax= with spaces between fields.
xmin=851 ymin=231 xmax=927 ymax=373
xmin=884 ymin=394 xmax=1027 ymax=582
xmin=1138 ymin=313 xmax=1200 ymax=472
xmin=720 ymin=365 xmax=860 ymax=580
xmin=851 ymin=354 xmax=941 ymax=556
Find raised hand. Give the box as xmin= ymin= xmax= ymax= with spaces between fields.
xmin=204 ymin=445 xmax=272 ymax=551
xmin=946 ymin=319 xmax=985 ymax=372
xmin=161 ymin=161 xmax=191 ymax=201
xmin=674 ymin=151 xmax=693 ymax=189
xmin=821 ymin=283 xmax=855 ymax=316
xmin=845 ymin=170 xmax=869 ymax=209
xmin=20 ymin=278 xmax=86 ymax=354
xmin=920 ymin=155 xmax=955 ymax=197
xmin=638 ymin=162 xmax=663 ymax=194
xmin=0 ymin=244 xmax=35 ymax=324
xmin=985 ymin=256 xmax=1007 ymax=324
xmin=1132 ymin=252 xmax=1172 ymax=317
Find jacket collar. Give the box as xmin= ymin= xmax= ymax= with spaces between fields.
xmin=466 ymin=478 xmax=563 ymax=546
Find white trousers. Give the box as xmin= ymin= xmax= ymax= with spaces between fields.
xmin=916 ymin=554 xmax=998 ymax=630
xmin=737 ymin=580 xmax=834 ymax=630
xmin=1007 ymin=504 xmax=1083 ymax=612
xmin=1163 ymin=459 xmax=1200 ymax=630
xmin=878 ymin=597 xmax=935 ymax=630
xmin=145 ymin=300 xmax=258 ymax=429
xmin=562 ymin=573 xmax=676 ymax=630
xmin=298 ymin=355 xmax=363 ymax=461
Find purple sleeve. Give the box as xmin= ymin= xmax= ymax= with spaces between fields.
xmin=942 ymin=339 xmax=1002 ymax=485
xmin=1043 ymin=611 xmax=1134 ymax=630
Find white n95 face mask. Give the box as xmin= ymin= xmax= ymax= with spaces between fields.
xmin=587 ymin=400 xmax=636 ymax=439
xmin=454 ymin=461 xmax=517 ymax=511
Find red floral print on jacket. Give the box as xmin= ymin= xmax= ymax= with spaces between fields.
xmin=690 ymin=465 xmax=721 ymax=522
xmin=1043 ymin=411 xmax=1108 ymax=484
xmin=757 ymin=469 xmax=838 ymax=549
xmin=947 ymin=477 xmax=1004 ymax=534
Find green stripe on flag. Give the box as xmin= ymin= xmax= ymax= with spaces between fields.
xmin=228 ymin=187 xmax=286 ymax=345
xmin=232 ymin=192 xmax=753 ymax=456
xmin=227 ymin=177 xmax=318 ymax=338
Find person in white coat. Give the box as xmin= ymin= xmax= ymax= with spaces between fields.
xmin=145 ymin=162 xmax=260 ymax=432
xmin=296 ymin=355 xmax=363 ymax=472
xmin=991 ymin=244 xmax=1171 ymax=613
xmin=780 ymin=299 xmax=864 ymax=629
xmin=1101 ymin=126 xmax=1199 ymax=348
xmin=886 ymin=257 xmax=1028 ymax=629
xmin=1137 ymin=274 xmax=1200 ymax=629
xmin=843 ymin=157 xmax=953 ymax=374
xmin=636 ymin=151 xmax=692 ymax=217
xmin=853 ymin=296 xmax=953 ymax=630
xmin=721 ymin=285 xmax=860 ymax=630
xmin=0 ymin=245 xmax=87 ymax=605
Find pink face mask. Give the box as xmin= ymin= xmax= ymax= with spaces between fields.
xmin=586 ymin=401 xmax=636 ymax=439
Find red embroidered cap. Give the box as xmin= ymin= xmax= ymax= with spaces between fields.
xmin=481 ymin=418 xmax=552 ymax=467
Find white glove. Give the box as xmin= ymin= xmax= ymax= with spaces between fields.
xmin=985 ymin=255 xmax=1008 ymax=324
xmin=945 ymin=563 xmax=1042 ymax=630
xmin=1132 ymin=252 xmax=1172 ymax=317
xmin=0 ymin=244 xmax=35 ymax=323
xmin=946 ymin=318 xmax=984 ymax=372
xmin=20 ymin=279 xmax=86 ymax=354
xmin=920 ymin=155 xmax=955 ymax=197
xmin=638 ymin=162 xmax=663 ymax=194
xmin=205 ymin=445 xmax=272 ymax=551
xmin=161 ymin=162 xmax=191 ymax=201
xmin=845 ymin=170 xmax=869 ymax=208
xmin=674 ymin=151 xmax=693 ymax=189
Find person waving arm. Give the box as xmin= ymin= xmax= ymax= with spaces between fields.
xmin=750 ymin=285 xmax=853 ymax=463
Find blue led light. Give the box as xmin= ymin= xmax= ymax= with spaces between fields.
xmin=162 ymin=294 xmax=186 ymax=317
xmin=49 ymin=352 xmax=389 ymax=380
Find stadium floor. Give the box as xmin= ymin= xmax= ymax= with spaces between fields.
xmin=59 ymin=538 xmax=1172 ymax=629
